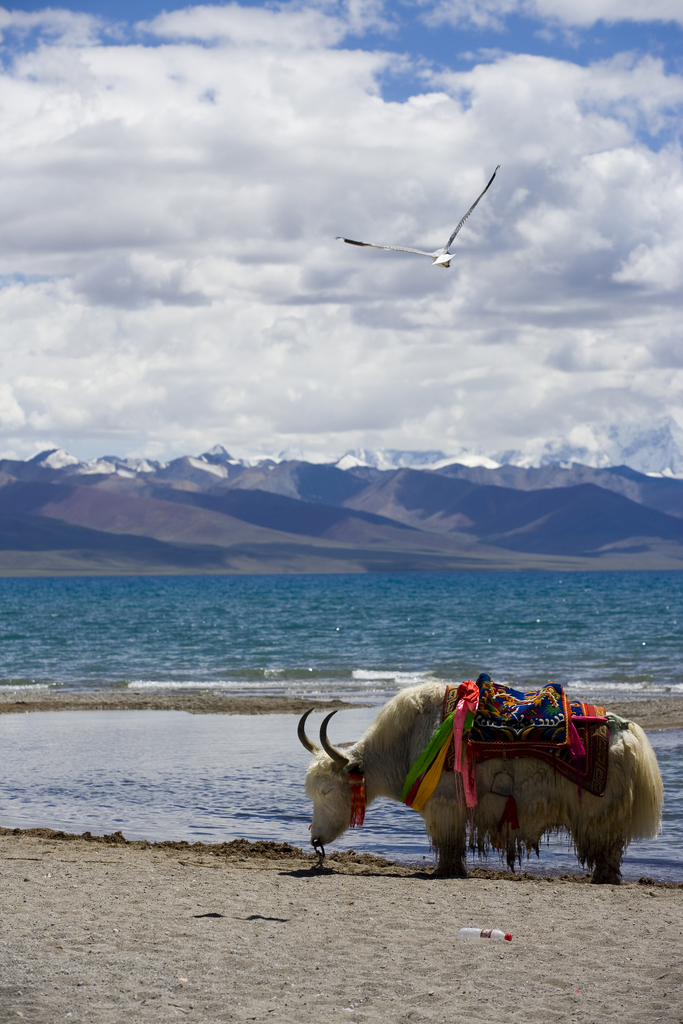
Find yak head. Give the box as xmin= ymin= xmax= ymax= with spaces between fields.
xmin=298 ymin=709 xmax=363 ymax=850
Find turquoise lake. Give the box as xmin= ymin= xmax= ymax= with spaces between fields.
xmin=1 ymin=571 xmax=682 ymax=700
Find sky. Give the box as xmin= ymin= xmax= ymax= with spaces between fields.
xmin=0 ymin=0 xmax=682 ymax=464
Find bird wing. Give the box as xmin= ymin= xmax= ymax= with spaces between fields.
xmin=443 ymin=165 xmax=500 ymax=252
xmin=336 ymin=237 xmax=434 ymax=258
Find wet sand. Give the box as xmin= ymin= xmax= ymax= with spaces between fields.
xmin=593 ymin=695 xmax=683 ymax=731
xmin=2 ymin=691 xmax=683 ymax=728
xmin=0 ymin=692 xmax=370 ymax=716
xmin=1 ymin=828 xmax=681 ymax=1024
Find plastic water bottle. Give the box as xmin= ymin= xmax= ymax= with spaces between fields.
xmin=458 ymin=927 xmax=512 ymax=941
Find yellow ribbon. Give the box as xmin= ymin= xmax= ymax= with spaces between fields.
xmin=409 ymin=739 xmax=451 ymax=812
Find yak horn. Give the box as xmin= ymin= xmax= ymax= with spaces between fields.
xmin=319 ymin=710 xmax=350 ymax=769
xmin=297 ymin=709 xmax=319 ymax=754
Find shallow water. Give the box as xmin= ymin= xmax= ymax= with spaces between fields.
xmin=1 ymin=572 xmax=683 ymax=703
xmin=1 ymin=709 xmax=680 ymax=881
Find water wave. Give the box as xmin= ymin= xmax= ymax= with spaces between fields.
xmin=128 ymin=680 xmax=238 ymax=691
xmin=352 ymin=669 xmax=434 ymax=683
xmin=124 ymin=671 xmax=683 ymax=701
xmin=563 ymin=679 xmax=683 ymax=696
xmin=126 ymin=677 xmax=401 ymax=701
xmin=0 ymin=680 xmax=51 ymax=692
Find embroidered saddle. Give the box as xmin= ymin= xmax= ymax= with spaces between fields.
xmin=445 ymin=675 xmax=606 ymax=747
xmin=443 ymin=674 xmax=610 ymax=797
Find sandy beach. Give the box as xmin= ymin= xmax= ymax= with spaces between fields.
xmin=1 ymin=828 xmax=682 ymax=1024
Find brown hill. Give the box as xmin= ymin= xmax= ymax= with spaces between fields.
xmin=2 ymin=471 xmax=683 ymax=574
xmin=343 ymin=470 xmax=683 ymax=559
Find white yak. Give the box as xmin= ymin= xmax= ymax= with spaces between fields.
xmin=298 ymin=681 xmax=663 ymax=883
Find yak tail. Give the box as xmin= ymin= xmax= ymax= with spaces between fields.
xmin=624 ymin=722 xmax=663 ymax=842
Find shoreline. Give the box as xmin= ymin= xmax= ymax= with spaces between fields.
xmin=2 ymin=828 xmax=681 ymax=1023
xmin=2 ymin=825 xmax=682 ymax=887
xmin=1 ymin=690 xmax=683 ymax=728
xmin=0 ymin=691 xmax=371 ymax=715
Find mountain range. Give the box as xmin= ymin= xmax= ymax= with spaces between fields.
xmin=292 ymin=418 xmax=683 ymax=477
xmin=1 ymin=443 xmax=683 ymax=574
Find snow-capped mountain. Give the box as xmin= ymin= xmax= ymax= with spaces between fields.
xmin=333 ymin=421 xmax=683 ymax=476
xmin=335 ymin=448 xmax=500 ymax=471
xmin=31 ymin=450 xmax=163 ymax=477
xmin=329 ymin=420 xmax=683 ymax=476
xmin=6 ymin=417 xmax=683 ymax=481
xmin=24 ymin=448 xmax=234 ymax=482
xmin=493 ymin=419 xmax=683 ymax=477
xmin=18 ymin=444 xmax=502 ymax=478
xmin=3 ymin=427 xmax=683 ymax=577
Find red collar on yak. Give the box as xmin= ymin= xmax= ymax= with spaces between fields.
xmin=348 ymin=769 xmax=366 ymax=828
xmin=297 ymin=708 xmax=366 ymax=828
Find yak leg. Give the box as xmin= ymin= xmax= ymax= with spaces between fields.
xmin=589 ymin=846 xmax=624 ymax=885
xmin=435 ymin=833 xmax=467 ymax=877
xmin=422 ymin=798 xmax=467 ymax=877
xmin=573 ymin=832 xmax=625 ymax=885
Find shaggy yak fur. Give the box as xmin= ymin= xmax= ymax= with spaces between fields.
xmin=304 ymin=682 xmax=663 ymax=883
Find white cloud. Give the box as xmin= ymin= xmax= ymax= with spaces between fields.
xmin=0 ymin=6 xmax=101 ymax=45
xmin=140 ymin=2 xmax=346 ymax=46
xmin=0 ymin=3 xmax=681 ymax=463
xmin=0 ymin=382 xmax=25 ymax=429
xmin=142 ymin=0 xmax=394 ymax=43
xmin=424 ymin=0 xmax=683 ymax=30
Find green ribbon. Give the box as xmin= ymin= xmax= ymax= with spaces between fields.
xmin=401 ymin=712 xmax=454 ymax=802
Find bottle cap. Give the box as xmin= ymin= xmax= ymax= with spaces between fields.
xmin=504 ymin=934 xmax=512 ymax=941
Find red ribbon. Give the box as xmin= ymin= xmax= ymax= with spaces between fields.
xmin=498 ymin=794 xmax=520 ymax=832
xmin=569 ymin=720 xmax=586 ymax=760
xmin=453 ymin=679 xmax=480 ymax=808
xmin=496 ymin=794 xmax=520 ymax=850
xmin=349 ymin=771 xmax=366 ymax=828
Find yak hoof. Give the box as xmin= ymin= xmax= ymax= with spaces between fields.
xmin=591 ymin=866 xmax=622 ymax=885
xmin=434 ymin=862 xmax=467 ymax=878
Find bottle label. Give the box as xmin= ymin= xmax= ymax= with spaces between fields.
xmin=480 ymin=929 xmax=492 ymax=938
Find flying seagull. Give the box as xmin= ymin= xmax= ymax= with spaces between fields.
xmin=337 ymin=165 xmax=499 ymax=268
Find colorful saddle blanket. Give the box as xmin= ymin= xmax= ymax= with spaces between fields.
xmin=442 ymin=677 xmax=610 ymax=797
